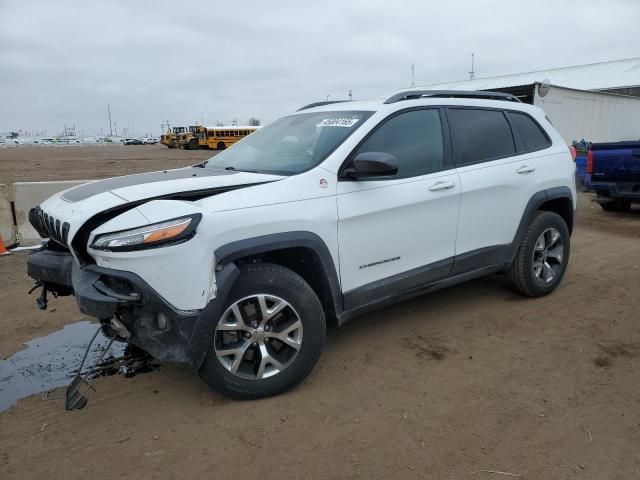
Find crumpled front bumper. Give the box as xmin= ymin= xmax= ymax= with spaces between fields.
xmin=27 ymin=247 xmax=239 ymax=369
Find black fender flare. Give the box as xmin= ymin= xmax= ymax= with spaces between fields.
xmin=510 ymin=186 xmax=574 ymax=260
xmin=214 ymin=230 xmax=344 ymax=319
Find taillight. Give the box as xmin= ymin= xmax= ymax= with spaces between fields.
xmin=569 ymin=145 xmax=577 ymax=161
xmin=586 ymin=150 xmax=594 ymax=174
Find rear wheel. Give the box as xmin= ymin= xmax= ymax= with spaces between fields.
xmin=506 ymin=211 xmax=570 ymax=297
xmin=188 ymin=139 xmax=199 ymax=150
xmin=199 ymin=263 xmax=326 ymax=399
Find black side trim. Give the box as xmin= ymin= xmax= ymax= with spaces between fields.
xmin=215 ymin=231 xmax=343 ymax=318
xmin=340 ymin=263 xmax=505 ymax=324
xmin=343 ymin=257 xmax=453 ymax=312
xmin=450 ymin=245 xmax=511 ymax=276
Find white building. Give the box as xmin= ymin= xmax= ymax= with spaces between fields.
xmin=419 ymin=58 xmax=640 ymax=144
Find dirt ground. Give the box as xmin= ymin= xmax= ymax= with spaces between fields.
xmin=1 ymin=146 xmax=639 ymax=479
xmin=0 ymin=144 xmax=214 ymax=184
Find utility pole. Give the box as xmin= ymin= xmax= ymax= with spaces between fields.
xmin=348 ymin=89 xmax=353 ymax=101
xmin=114 ymin=122 xmax=118 ymax=137
xmin=201 ymin=112 xmax=204 ymax=126
xmin=411 ymin=64 xmax=416 ymax=88
xmin=469 ymin=53 xmax=475 ymax=80
xmin=326 ymin=94 xmax=330 ymax=101
xmin=108 ymin=104 xmax=113 ymax=136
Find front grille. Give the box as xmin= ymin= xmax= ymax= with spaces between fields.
xmin=28 ymin=206 xmax=70 ymax=247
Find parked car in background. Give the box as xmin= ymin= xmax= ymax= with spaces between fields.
xmin=142 ymin=137 xmax=158 ymax=145
xmin=124 ymin=138 xmax=144 ymax=145
xmin=585 ymin=141 xmax=640 ymax=211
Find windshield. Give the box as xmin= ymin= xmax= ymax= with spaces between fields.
xmin=204 ymin=110 xmax=373 ymax=175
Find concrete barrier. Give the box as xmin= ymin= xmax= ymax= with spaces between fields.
xmin=0 ymin=184 xmax=17 ymax=247
xmin=12 ymin=180 xmax=91 ymax=245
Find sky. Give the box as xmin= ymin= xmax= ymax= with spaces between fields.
xmin=1 ymin=0 xmax=639 ymax=137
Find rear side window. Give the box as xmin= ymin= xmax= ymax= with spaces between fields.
xmin=447 ymin=108 xmax=516 ymax=166
xmin=354 ymin=109 xmax=444 ymax=177
xmin=509 ymin=112 xmax=551 ymax=152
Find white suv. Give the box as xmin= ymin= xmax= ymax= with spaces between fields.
xmin=27 ymin=90 xmax=576 ymax=399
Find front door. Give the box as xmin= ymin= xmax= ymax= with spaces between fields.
xmin=336 ymin=108 xmax=461 ymax=309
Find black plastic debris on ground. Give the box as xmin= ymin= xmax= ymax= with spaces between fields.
xmin=0 ymin=321 xmax=159 ymax=413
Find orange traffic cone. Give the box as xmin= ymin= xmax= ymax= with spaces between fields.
xmin=0 ymin=235 xmax=9 ymax=255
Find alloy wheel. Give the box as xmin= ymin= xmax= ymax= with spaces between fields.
xmin=214 ymin=294 xmax=303 ymax=380
xmin=532 ymin=227 xmax=564 ymax=283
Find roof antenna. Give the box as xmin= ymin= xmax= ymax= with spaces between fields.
xmin=469 ymin=53 xmax=475 ymax=80
xmin=411 ymin=65 xmax=416 ymax=88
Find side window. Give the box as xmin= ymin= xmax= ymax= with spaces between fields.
xmin=509 ymin=112 xmax=551 ymax=152
xmin=354 ymin=109 xmax=444 ymax=177
xmin=447 ymin=108 xmax=516 ymax=165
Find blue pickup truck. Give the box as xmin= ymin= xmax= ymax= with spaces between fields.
xmin=585 ymin=141 xmax=640 ymax=211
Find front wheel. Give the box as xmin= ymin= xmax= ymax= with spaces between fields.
xmin=506 ymin=211 xmax=570 ymax=297
xmin=216 ymin=141 xmax=226 ymax=150
xmin=199 ymin=263 xmax=326 ymax=399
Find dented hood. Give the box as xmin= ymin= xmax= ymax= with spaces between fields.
xmin=61 ymin=167 xmax=283 ymax=203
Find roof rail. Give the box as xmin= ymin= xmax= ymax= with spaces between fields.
xmin=297 ymin=100 xmax=351 ymax=111
xmin=383 ymin=89 xmax=522 ymax=104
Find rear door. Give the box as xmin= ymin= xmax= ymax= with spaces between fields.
xmin=336 ymin=108 xmax=461 ymax=307
xmin=447 ymin=107 xmax=542 ymax=273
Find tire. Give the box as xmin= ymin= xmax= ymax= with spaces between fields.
xmin=199 ymin=262 xmax=326 ymax=399
xmin=600 ymin=201 xmax=631 ymax=212
xmin=506 ymin=211 xmax=570 ymax=297
xmin=216 ymin=141 xmax=226 ymax=150
xmin=188 ymin=139 xmax=199 ymax=150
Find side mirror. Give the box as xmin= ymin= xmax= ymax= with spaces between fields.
xmin=344 ymin=152 xmax=399 ymax=178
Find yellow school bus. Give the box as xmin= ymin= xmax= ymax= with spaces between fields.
xmin=206 ymin=126 xmax=259 ymax=150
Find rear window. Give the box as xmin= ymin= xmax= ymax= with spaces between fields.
xmin=509 ymin=112 xmax=551 ymax=152
xmin=447 ymin=108 xmax=516 ymax=165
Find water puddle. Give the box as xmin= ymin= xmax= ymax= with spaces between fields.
xmin=0 ymin=321 xmax=158 ymax=413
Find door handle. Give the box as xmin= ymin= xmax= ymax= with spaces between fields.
xmin=428 ymin=181 xmax=456 ymax=191
xmin=516 ymin=165 xmax=536 ymax=174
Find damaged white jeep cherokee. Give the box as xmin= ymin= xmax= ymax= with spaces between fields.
xmin=27 ymin=90 xmax=576 ymax=400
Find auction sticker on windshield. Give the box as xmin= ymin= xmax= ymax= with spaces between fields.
xmin=317 ymin=118 xmax=359 ymax=128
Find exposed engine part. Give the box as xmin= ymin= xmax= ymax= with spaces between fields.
xmin=110 ymin=316 xmax=131 ymax=339
xmin=157 ymin=312 xmax=168 ymax=330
